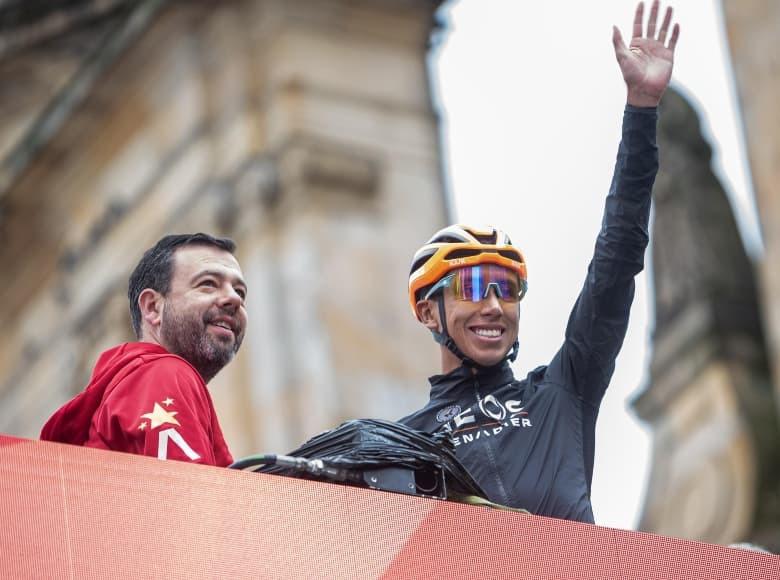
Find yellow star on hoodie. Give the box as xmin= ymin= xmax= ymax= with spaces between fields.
xmin=141 ymin=402 xmax=181 ymax=429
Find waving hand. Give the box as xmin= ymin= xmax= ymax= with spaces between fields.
xmin=613 ymin=1 xmax=681 ymax=107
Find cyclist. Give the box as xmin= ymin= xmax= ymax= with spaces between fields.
xmin=399 ymin=0 xmax=680 ymax=522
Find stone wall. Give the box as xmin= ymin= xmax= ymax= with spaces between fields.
xmin=720 ymin=0 xmax=780 ymax=414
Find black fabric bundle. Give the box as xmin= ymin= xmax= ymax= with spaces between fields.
xmin=259 ymin=418 xmax=487 ymax=499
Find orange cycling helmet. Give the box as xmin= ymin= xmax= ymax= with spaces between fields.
xmin=408 ymin=224 xmax=528 ymax=320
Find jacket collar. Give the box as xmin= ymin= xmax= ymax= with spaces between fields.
xmin=428 ymin=361 xmax=515 ymax=401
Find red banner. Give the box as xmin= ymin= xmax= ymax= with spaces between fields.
xmin=1 ymin=434 xmax=776 ymax=579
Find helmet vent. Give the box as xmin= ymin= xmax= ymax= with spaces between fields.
xmin=435 ymin=235 xmax=469 ymax=244
xmin=474 ymin=233 xmax=497 ymax=244
xmin=498 ymin=249 xmax=523 ymax=262
xmin=444 ymin=248 xmax=482 ymax=260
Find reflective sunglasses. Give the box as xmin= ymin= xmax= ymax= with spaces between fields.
xmin=424 ymin=265 xmax=527 ymax=303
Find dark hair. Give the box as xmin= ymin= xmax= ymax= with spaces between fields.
xmin=128 ymin=233 xmax=237 ymax=338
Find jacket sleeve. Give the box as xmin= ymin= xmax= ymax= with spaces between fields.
xmin=546 ymin=105 xmax=658 ymax=405
xmin=88 ymin=358 xmax=220 ymax=465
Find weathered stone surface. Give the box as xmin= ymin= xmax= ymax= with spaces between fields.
xmin=721 ymin=0 xmax=780 ymax=413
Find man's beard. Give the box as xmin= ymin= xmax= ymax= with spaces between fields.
xmin=160 ymin=300 xmax=242 ymax=383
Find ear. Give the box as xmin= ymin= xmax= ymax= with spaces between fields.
xmin=415 ymin=299 xmax=441 ymax=333
xmin=138 ymin=289 xmax=164 ymax=333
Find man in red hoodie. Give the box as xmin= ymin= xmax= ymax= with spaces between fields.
xmin=41 ymin=233 xmax=248 ymax=467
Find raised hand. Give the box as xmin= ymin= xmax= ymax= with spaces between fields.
xmin=613 ymin=0 xmax=680 ymax=107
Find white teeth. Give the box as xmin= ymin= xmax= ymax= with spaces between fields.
xmin=474 ymin=328 xmax=501 ymax=337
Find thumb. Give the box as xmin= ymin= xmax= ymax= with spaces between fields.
xmin=612 ymin=25 xmax=627 ymax=57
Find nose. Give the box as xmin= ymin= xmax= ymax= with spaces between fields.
xmin=479 ymin=288 xmax=502 ymax=315
xmin=218 ymin=284 xmax=243 ymax=312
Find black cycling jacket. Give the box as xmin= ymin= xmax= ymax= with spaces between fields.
xmin=399 ymin=105 xmax=658 ymax=523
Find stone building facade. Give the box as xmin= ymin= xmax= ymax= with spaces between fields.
xmin=721 ymin=0 xmax=780 ymax=409
xmin=0 ymin=0 xmax=446 ymax=457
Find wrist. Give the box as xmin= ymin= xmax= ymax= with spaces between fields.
xmin=625 ymin=103 xmax=658 ymax=114
xmin=626 ymin=88 xmax=662 ymax=108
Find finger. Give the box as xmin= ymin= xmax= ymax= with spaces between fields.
xmin=633 ymin=2 xmax=644 ymax=39
xmin=668 ymin=22 xmax=680 ymax=52
xmin=658 ymin=6 xmax=672 ymax=43
xmin=647 ymin=0 xmax=659 ymax=38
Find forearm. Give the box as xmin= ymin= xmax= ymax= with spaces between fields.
xmin=596 ymin=105 xmax=658 ymax=276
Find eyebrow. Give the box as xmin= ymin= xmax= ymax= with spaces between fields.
xmin=192 ymin=269 xmax=248 ymax=291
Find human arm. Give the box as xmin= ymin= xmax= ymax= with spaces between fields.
xmin=549 ymin=106 xmax=658 ymax=405
xmin=88 ymin=358 xmax=232 ymax=466
xmin=547 ymin=3 xmax=679 ymax=403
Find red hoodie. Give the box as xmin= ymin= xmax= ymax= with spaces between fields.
xmin=41 ymin=342 xmax=233 ymax=467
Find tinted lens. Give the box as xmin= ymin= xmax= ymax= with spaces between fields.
xmin=451 ymin=265 xmax=523 ymax=302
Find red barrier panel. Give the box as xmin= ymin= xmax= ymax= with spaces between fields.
xmin=1 ymin=434 xmax=777 ymax=579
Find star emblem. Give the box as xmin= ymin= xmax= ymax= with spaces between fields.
xmin=141 ymin=402 xmax=181 ymax=429
xmin=162 ymin=397 xmax=175 ymax=407
xmin=138 ymin=422 xmax=147 ymax=431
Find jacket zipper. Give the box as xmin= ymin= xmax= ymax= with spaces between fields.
xmin=473 ymin=374 xmax=511 ymax=505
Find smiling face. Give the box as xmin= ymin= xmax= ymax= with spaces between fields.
xmin=417 ymin=285 xmax=520 ymax=374
xmin=157 ymin=245 xmax=248 ymax=382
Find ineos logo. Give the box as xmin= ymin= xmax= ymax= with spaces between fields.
xmin=479 ymin=395 xmax=506 ymax=421
xmin=450 ymin=395 xmax=525 ymax=428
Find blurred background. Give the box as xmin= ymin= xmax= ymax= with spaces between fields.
xmin=0 ymin=0 xmax=777 ymax=549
